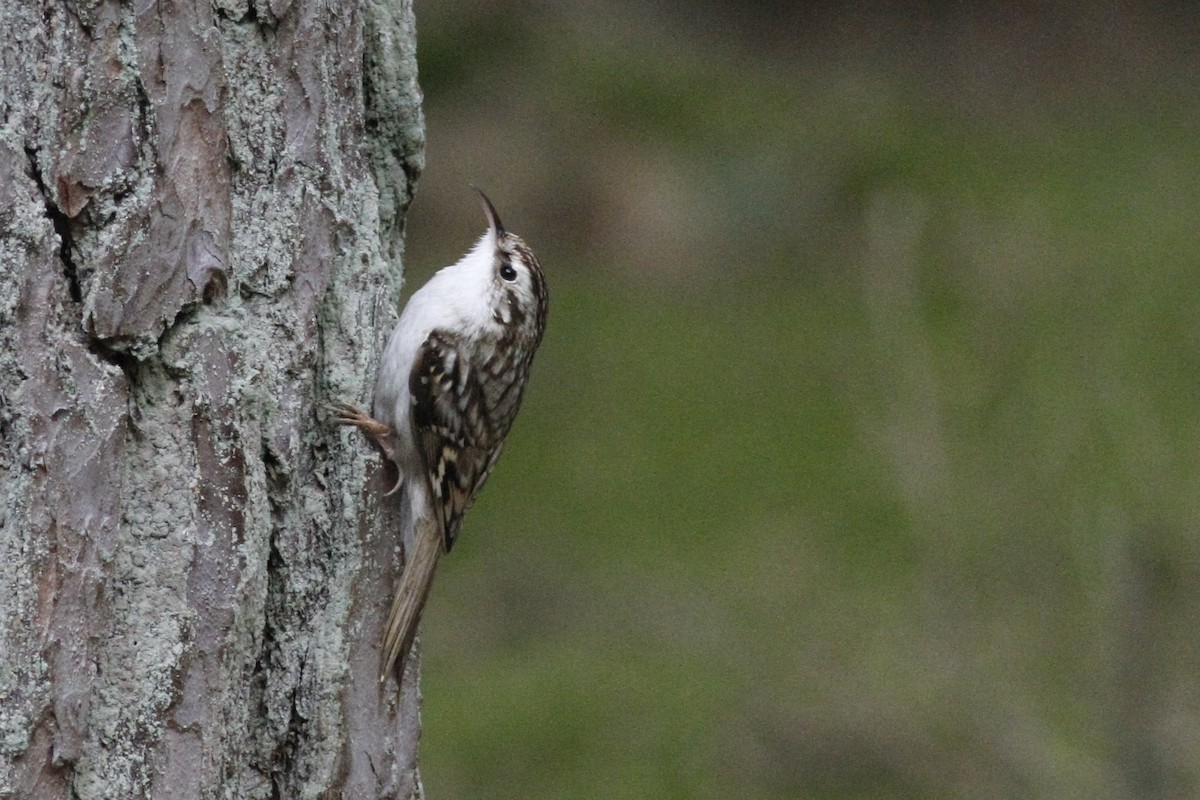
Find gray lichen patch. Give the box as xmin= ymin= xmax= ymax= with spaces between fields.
xmin=363 ymin=0 xmax=426 ymax=274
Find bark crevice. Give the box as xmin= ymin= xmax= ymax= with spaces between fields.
xmin=23 ymin=145 xmax=82 ymax=304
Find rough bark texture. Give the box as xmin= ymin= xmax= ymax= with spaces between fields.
xmin=0 ymin=0 xmax=425 ymax=797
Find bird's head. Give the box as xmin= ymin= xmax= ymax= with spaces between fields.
xmin=474 ymin=188 xmax=548 ymax=338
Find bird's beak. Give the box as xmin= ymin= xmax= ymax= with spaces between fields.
xmin=474 ymin=186 xmax=506 ymax=239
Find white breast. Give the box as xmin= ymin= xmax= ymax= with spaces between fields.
xmin=372 ymin=231 xmax=498 ymax=474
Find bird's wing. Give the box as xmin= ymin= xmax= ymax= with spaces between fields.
xmin=408 ymin=329 xmax=506 ymax=551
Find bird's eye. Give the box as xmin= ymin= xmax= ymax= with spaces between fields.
xmin=499 ymin=262 xmax=517 ymax=281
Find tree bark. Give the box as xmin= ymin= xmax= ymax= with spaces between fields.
xmin=0 ymin=0 xmax=425 ymax=797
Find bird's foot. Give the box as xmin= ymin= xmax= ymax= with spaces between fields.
xmin=329 ymin=401 xmax=398 ymax=465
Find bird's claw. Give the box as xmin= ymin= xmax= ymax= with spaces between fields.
xmin=328 ymin=401 xmax=398 ymax=464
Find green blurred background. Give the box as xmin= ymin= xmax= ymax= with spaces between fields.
xmin=401 ymin=2 xmax=1200 ymax=797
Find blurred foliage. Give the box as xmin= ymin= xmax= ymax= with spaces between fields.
xmin=402 ymin=2 xmax=1200 ymax=798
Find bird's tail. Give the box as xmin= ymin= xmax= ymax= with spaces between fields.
xmin=380 ymin=514 xmax=443 ymax=683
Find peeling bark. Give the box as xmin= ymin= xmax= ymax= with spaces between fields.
xmin=0 ymin=0 xmax=426 ymax=797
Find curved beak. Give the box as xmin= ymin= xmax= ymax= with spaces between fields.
xmin=473 ymin=186 xmax=505 ymax=239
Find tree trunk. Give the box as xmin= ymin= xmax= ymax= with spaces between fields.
xmin=0 ymin=0 xmax=425 ymax=797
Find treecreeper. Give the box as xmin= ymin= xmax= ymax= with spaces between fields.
xmin=333 ymin=189 xmax=549 ymax=682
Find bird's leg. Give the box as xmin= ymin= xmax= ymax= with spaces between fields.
xmin=330 ymin=402 xmax=396 ymax=460
xmin=329 ymin=403 xmax=404 ymax=495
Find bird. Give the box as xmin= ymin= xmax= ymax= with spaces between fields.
xmin=332 ymin=189 xmax=548 ymax=683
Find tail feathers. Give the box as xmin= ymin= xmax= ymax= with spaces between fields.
xmin=380 ymin=515 xmax=443 ymax=683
